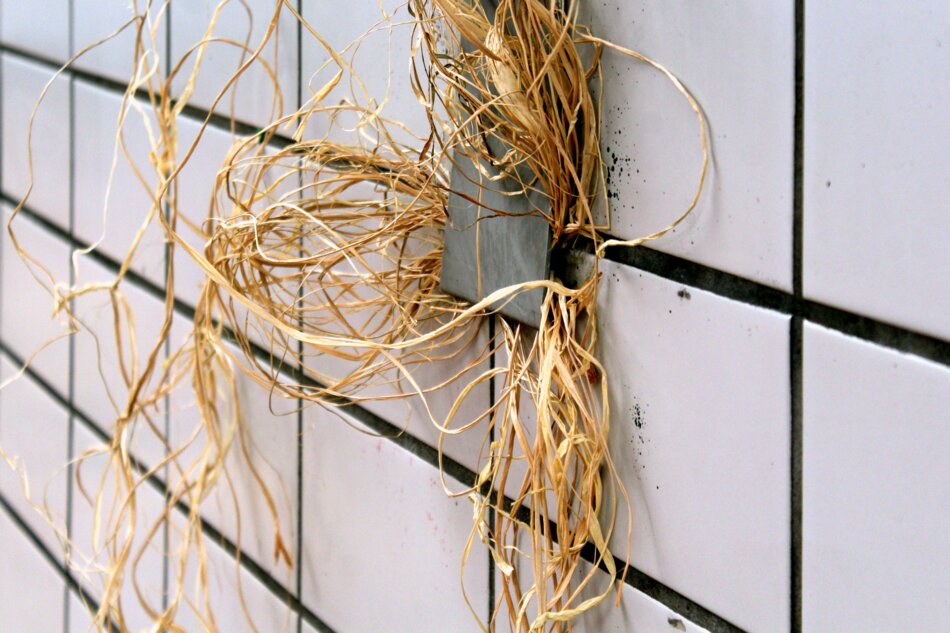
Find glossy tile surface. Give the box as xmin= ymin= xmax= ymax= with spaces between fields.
xmin=1 ymin=54 xmax=71 ymax=227
xmin=299 ymin=404 xmax=489 ymax=632
xmin=0 ymin=357 xmax=70 ymax=553
xmin=170 ymin=0 xmax=299 ymax=129
xmin=68 ymin=422 xmax=168 ymax=631
xmin=580 ymin=1 xmax=794 ymax=289
xmin=802 ymin=323 xmax=950 ymax=631
xmin=597 ymin=259 xmax=790 ymax=633
xmin=167 ymin=507 xmax=297 ymax=633
xmin=299 ymin=0 xmax=429 ymax=145
xmin=0 ymin=0 xmax=70 ymax=61
xmin=72 ymin=0 xmax=166 ymax=85
xmin=71 ymin=257 xmax=167 ymax=468
xmin=1 ymin=206 xmax=71 ymax=393
xmin=0 ymin=507 xmax=65 ymax=632
xmin=73 ymin=81 xmax=167 ymax=285
xmin=804 ymin=1 xmax=950 ymax=340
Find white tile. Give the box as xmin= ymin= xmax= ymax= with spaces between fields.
xmin=804 ymin=2 xmax=950 ymax=340
xmin=596 ymin=260 xmax=790 ymax=633
xmin=574 ymin=570 xmax=710 ymax=633
xmin=1 ymin=54 xmax=71 ymax=227
xmin=0 ymin=0 xmax=70 ymax=61
xmin=71 ymin=256 xmax=168 ymax=468
xmin=299 ymin=404 xmax=489 ymax=632
xmin=166 ymin=508 xmax=297 ymax=633
xmin=802 ymin=323 xmax=950 ymax=631
xmin=73 ymin=80 xmax=167 ymax=285
xmin=72 ymin=0 xmax=166 ymax=85
xmin=299 ymin=0 xmax=429 ymax=145
xmin=170 ymin=0 xmax=299 ymax=129
xmin=1 ymin=206 xmax=71 ymax=393
xmin=579 ymin=1 xmax=794 ymax=289
xmin=0 ymin=357 xmax=70 ymax=553
xmin=0 ymin=507 xmax=65 ymax=631
xmin=69 ymin=421 xmax=167 ymax=631
xmin=166 ymin=325 xmax=298 ymax=583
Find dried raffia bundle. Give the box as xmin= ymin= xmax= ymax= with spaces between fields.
xmin=2 ymin=0 xmax=707 ymax=631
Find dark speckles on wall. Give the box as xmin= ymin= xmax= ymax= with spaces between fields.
xmin=632 ymin=402 xmax=644 ymax=429
xmin=628 ymin=401 xmax=651 ymax=471
xmin=667 ymin=617 xmax=687 ymax=631
xmin=603 ymin=104 xmax=639 ymax=209
xmin=677 ymin=288 xmax=692 ymax=300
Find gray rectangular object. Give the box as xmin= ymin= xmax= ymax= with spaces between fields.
xmin=440 ymin=151 xmax=552 ymax=328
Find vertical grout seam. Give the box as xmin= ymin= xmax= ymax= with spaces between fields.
xmin=295 ymin=4 xmax=306 ymax=631
xmin=161 ymin=1 xmax=173 ymax=615
xmin=63 ymin=0 xmax=77 ymax=627
xmin=791 ymin=1 xmax=805 ymax=632
xmin=487 ymin=315 xmax=496 ymax=628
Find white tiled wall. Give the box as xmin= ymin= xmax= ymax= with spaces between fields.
xmin=1 ymin=3 xmax=948 ymax=633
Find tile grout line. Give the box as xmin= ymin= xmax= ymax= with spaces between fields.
xmin=63 ymin=0 xmax=78 ymax=627
xmin=4 ymin=42 xmax=950 ymax=363
xmin=161 ymin=2 xmax=173 ymax=616
xmin=295 ymin=5 xmax=306 ymax=631
xmin=487 ymin=314 xmax=496 ymax=627
xmin=790 ymin=2 xmax=805 ymax=632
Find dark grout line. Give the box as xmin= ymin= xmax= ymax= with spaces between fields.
xmin=486 ymin=315 xmax=496 ymax=627
xmin=0 ymin=42 xmax=295 ymax=149
xmin=8 ymin=183 xmax=950 ymax=375
xmin=0 ymin=190 xmax=483 ymax=488
xmin=294 ymin=7 xmax=306 ymax=632
xmin=161 ymin=2 xmax=173 ymax=615
xmin=0 ymin=341 xmax=339 ymax=633
xmin=3 ymin=330 xmax=747 ymax=633
xmin=790 ymin=316 xmax=803 ymax=633
xmin=0 ymin=492 xmax=119 ymax=632
xmin=596 ymin=239 xmax=794 ymax=313
xmin=63 ymin=2 xmax=79 ymax=627
xmin=791 ymin=2 xmax=805 ymax=631
xmin=595 ymin=239 xmax=950 ymax=367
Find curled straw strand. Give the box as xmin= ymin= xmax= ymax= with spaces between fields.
xmin=3 ymin=0 xmax=706 ymax=631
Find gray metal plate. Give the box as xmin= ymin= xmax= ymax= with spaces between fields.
xmin=440 ymin=151 xmax=552 ymax=328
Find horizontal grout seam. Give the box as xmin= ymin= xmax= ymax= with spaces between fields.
xmin=594 ymin=237 xmax=950 ymax=366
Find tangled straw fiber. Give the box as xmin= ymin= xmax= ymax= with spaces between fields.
xmin=3 ymin=0 xmax=706 ymax=630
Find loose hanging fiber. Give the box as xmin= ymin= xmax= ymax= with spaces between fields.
xmin=2 ymin=1 xmax=707 ymax=631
